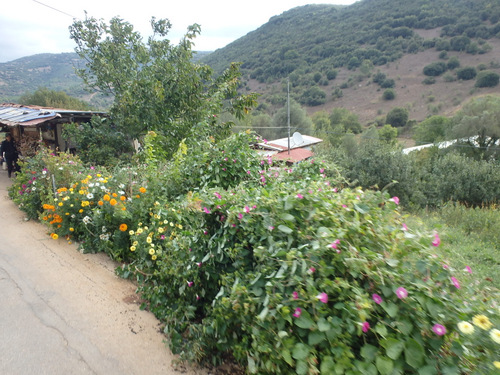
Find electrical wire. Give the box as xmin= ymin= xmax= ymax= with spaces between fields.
xmin=32 ymin=0 xmax=77 ymax=19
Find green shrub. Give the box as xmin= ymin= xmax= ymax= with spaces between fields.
xmin=475 ymin=71 xmax=500 ymax=87
xmin=423 ymin=62 xmax=447 ymax=76
xmin=456 ymin=67 xmax=477 ymax=80
xmin=382 ymin=89 xmax=396 ymax=100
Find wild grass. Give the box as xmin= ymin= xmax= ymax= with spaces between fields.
xmin=409 ymin=203 xmax=500 ymax=291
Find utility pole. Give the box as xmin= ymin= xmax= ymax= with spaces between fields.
xmin=287 ymin=77 xmax=291 ymax=155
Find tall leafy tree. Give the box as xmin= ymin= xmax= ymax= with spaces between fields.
xmin=69 ymin=16 xmax=257 ymax=158
xmin=450 ymin=95 xmax=500 ymax=159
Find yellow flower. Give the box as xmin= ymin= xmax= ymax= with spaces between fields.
xmin=152 ymin=255 xmax=157 ymax=260
xmin=494 ymin=361 xmax=500 ymax=369
xmin=132 ymin=241 xmax=138 ymax=246
xmin=129 ymin=230 xmax=135 ymax=235
xmin=136 ymin=228 xmax=143 ymax=234
xmin=79 ymin=209 xmax=84 ymax=213
xmin=158 ymin=227 xmax=164 ymax=233
xmin=69 ymin=228 xmax=74 ymax=232
xmin=473 ymin=315 xmax=493 ymax=330
xmin=130 ymin=246 xmax=136 ymax=252
xmin=139 ymin=187 xmax=147 ymax=193
xmin=51 ymin=233 xmax=59 ymax=240
xmin=457 ymin=321 xmax=475 ymax=335
xmin=490 ymin=329 xmax=500 ymax=344
xmin=103 ymin=194 xmax=110 ymax=201
xmin=110 ymin=199 xmax=117 ymax=206
xmin=149 ymin=248 xmax=155 ymax=255
xmin=163 ymin=220 xmax=168 ymax=224
xmin=146 ymin=237 xmax=152 ymax=244
xmin=58 ymin=202 xmax=63 ymax=206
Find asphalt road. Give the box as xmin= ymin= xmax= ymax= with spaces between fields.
xmin=0 ymin=170 xmax=208 ymax=375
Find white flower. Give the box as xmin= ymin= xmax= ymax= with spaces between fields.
xmin=119 ymin=184 xmax=125 ymax=189
xmin=457 ymin=321 xmax=475 ymax=335
xmin=88 ymin=183 xmax=95 ymax=188
xmin=491 ymin=329 xmax=500 ymax=344
xmin=87 ymin=193 xmax=94 ymax=199
xmin=32 ymin=187 xmax=36 ymax=191
xmin=99 ymin=234 xmax=109 ymax=241
xmin=102 ymin=226 xmax=107 ymax=233
xmin=83 ymin=216 xmax=92 ymax=224
xmin=58 ymin=167 xmax=63 ymax=170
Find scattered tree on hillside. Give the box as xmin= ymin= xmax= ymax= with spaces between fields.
xmin=475 ymin=71 xmax=500 ymax=87
xmin=69 ymin=16 xmax=257 ymax=158
xmin=269 ymin=99 xmax=312 ymax=139
xmin=19 ymin=87 xmax=90 ymax=110
xmin=386 ymin=107 xmax=409 ymax=128
xmin=413 ymin=115 xmax=452 ymax=145
xmin=450 ymin=95 xmax=500 ymax=159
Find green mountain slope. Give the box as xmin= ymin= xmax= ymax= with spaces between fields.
xmin=201 ymin=0 xmax=500 ymax=124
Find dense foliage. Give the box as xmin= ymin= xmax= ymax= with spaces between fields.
xmin=8 ymin=133 xmax=500 ymax=374
xmin=69 ymin=16 xmax=258 ymax=158
xmin=18 ymin=87 xmax=91 ymax=110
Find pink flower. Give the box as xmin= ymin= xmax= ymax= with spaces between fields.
xmin=402 ymin=223 xmax=408 ymax=231
xmin=308 ymin=267 xmax=316 ymax=274
xmin=160 ymin=235 xmax=166 ymax=240
xmin=372 ymin=294 xmax=383 ymax=305
xmin=317 ymin=292 xmax=328 ymax=304
xmin=244 ymin=206 xmax=250 ymax=213
xmin=320 ymin=168 xmax=325 ymax=173
xmin=432 ymin=324 xmax=447 ymax=336
xmin=464 ymin=265 xmax=472 ymax=274
xmin=296 ymin=193 xmax=304 ymax=199
xmin=203 ymin=207 xmax=211 ymax=214
xmin=187 ymin=281 xmax=194 ymax=287
xmin=396 ymin=287 xmax=408 ymax=299
xmin=442 ymin=263 xmax=449 ymax=270
xmin=391 ymin=196 xmax=400 ymax=205
xmin=432 ymin=232 xmax=440 ymax=247
xmin=268 ymin=226 xmax=274 ymax=231
xmin=214 ymin=192 xmax=222 ymax=199
xmin=247 ymin=170 xmax=251 ymax=175
xmin=293 ymin=308 xmax=302 ymax=318
xmin=451 ymin=276 xmax=460 ymax=289
xmin=292 ymin=291 xmax=299 ymax=300
xmin=196 ymin=295 xmax=200 ymax=300
xmin=196 ymin=262 xmax=202 ymax=268
xmin=362 ymin=321 xmax=370 ymax=333
xmin=342 ymin=204 xmax=348 ymax=208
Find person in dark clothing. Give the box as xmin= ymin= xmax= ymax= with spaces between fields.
xmin=1 ymin=134 xmax=19 ymax=178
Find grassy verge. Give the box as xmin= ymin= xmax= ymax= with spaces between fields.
xmin=408 ymin=203 xmax=499 ymax=291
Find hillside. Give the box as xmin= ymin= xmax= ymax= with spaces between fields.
xmin=202 ymin=0 xmax=500 ymax=124
xmin=2 ymin=0 xmax=500 ymax=125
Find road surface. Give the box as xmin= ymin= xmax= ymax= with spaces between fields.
xmin=0 ymin=170 xmax=210 ymax=375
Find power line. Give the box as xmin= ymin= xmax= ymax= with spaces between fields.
xmin=32 ymin=0 xmax=76 ymax=19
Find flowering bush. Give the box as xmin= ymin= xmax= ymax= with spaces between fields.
xmin=9 ymin=137 xmax=500 ymax=374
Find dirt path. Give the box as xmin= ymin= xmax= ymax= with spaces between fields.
xmin=0 ymin=170 xmax=210 ymax=375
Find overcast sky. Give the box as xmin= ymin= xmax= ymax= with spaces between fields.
xmin=0 ymin=0 xmax=359 ymax=63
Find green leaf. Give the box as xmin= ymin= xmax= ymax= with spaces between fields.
xmin=278 ymin=225 xmax=293 ymax=234
xmin=247 ymin=355 xmax=257 ymax=374
xmin=292 ymin=343 xmax=309 ymax=360
xmin=308 ymin=331 xmax=325 ymax=346
xmin=360 ymin=344 xmax=378 ymax=361
xmin=257 ymin=306 xmax=269 ymax=320
xmin=317 ymin=317 xmax=331 ymax=332
xmin=375 ymin=323 xmax=388 ymax=337
xmin=296 ymin=360 xmax=308 ymax=375
xmin=418 ymin=365 xmax=438 ymax=375
xmin=383 ymin=302 xmax=399 ymax=318
xmin=405 ymin=339 xmax=425 ymax=369
xmin=354 ymin=203 xmax=370 ymax=214
xmin=280 ymin=213 xmax=296 ymax=222
xmin=383 ymin=338 xmax=405 ymax=360
xmin=282 ymin=348 xmax=294 ymax=366
xmin=385 ymin=258 xmax=399 ymax=267
xmin=376 ymin=356 xmax=394 ymax=375
xmin=295 ymin=310 xmax=314 ymax=329
xmin=320 ymin=356 xmax=335 ymax=373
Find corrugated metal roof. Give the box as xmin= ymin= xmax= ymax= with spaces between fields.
xmin=0 ymin=104 xmax=59 ymax=126
xmin=258 ymin=135 xmax=323 ymax=151
xmin=272 ymin=148 xmax=314 ymax=163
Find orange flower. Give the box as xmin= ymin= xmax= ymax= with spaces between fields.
xmin=136 ymin=194 xmax=140 ymax=198
xmin=98 ymin=201 xmax=104 ymax=206
xmin=110 ymin=199 xmax=118 ymax=206
xmin=120 ymin=196 xmax=126 ymax=201
xmin=119 ymin=224 xmax=128 ymax=232
xmin=103 ymin=194 xmax=111 ymax=201
xmin=112 ymin=193 xmax=118 ymax=197
xmin=139 ymin=187 xmax=147 ymax=193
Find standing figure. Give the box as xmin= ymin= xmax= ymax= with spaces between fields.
xmin=1 ymin=134 xmax=19 ymax=178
